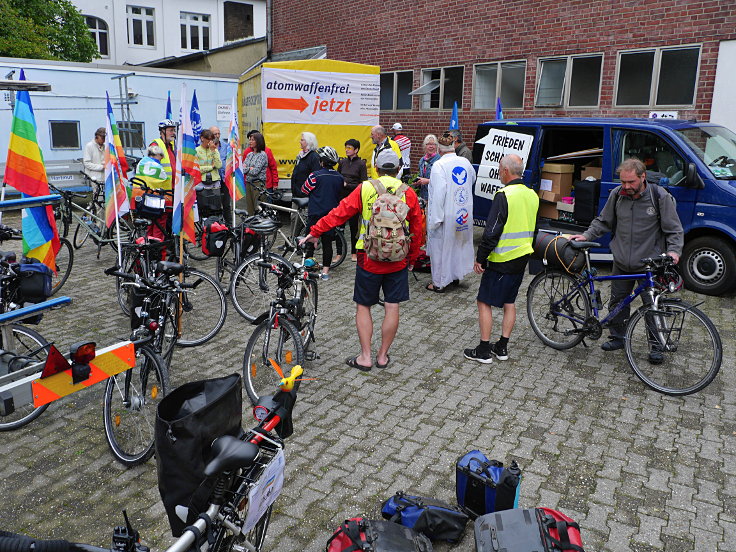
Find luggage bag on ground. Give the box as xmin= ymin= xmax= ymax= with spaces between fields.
xmin=155 ymin=373 xmax=243 ymax=536
xmin=381 ymin=491 xmax=469 ymax=542
xmin=326 ymin=518 xmax=433 ymax=552
xmin=456 ymin=450 xmax=521 ymax=519
xmin=474 ymin=507 xmax=586 ymax=552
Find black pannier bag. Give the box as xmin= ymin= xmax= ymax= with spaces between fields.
xmin=381 ymin=491 xmax=469 ymax=543
xmin=573 ymin=179 xmax=601 ymax=226
xmin=128 ymin=286 xmax=164 ymax=330
xmin=155 ymin=373 xmax=243 ymax=537
xmin=14 ymin=260 xmax=53 ymax=324
xmin=456 ymin=450 xmax=521 ymax=519
xmin=201 ymin=218 xmax=229 ymax=257
xmin=532 ymin=231 xmax=586 ymax=274
xmin=196 ymin=187 xmax=222 ymax=218
xmin=326 ymin=518 xmax=433 ymax=552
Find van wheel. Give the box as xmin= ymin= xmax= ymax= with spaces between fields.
xmin=682 ymin=236 xmax=736 ymax=296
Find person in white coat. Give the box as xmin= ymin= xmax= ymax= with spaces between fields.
xmin=82 ymin=127 xmax=106 ymax=183
xmin=425 ymin=132 xmax=475 ymax=292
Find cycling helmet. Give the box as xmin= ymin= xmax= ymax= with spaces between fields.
xmin=158 ymin=119 xmax=176 ymax=130
xmin=317 ymin=146 xmax=339 ymax=166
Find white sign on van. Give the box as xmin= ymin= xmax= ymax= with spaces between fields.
xmin=216 ymin=104 xmax=232 ymax=122
xmin=649 ymin=111 xmax=678 ymax=119
xmin=474 ymin=129 xmax=533 ymax=200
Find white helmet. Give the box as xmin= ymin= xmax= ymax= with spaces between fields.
xmin=158 ymin=119 xmax=176 ymax=130
xmin=317 ymin=146 xmax=339 ymax=166
xmin=391 ymin=123 xmax=403 ymax=131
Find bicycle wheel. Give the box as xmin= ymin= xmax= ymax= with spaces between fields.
xmin=624 ymin=299 xmax=722 ymax=395
xmin=0 ymin=325 xmax=50 ymax=432
xmin=299 ymin=278 xmax=318 ymax=349
xmin=230 ymin=252 xmax=293 ymax=322
xmin=50 ymin=238 xmax=73 ymax=295
xmin=243 ymin=318 xmax=304 ymax=404
xmin=103 ymin=345 xmax=167 ymax=466
xmin=526 ymin=270 xmax=591 ymax=350
xmin=72 ymin=216 xmax=93 ymax=249
xmin=328 ymin=229 xmax=348 ymax=269
xmin=177 ymin=268 xmax=227 ymax=347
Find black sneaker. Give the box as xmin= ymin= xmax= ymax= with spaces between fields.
xmin=491 ymin=342 xmax=508 ymax=361
xmin=601 ymin=338 xmax=625 ymax=351
xmin=463 ymin=346 xmax=493 ymax=364
xmin=648 ymin=345 xmax=664 ymax=365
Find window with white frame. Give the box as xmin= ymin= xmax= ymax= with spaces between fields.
xmin=126 ymin=5 xmax=155 ymax=47
xmin=180 ymin=12 xmax=210 ymax=51
xmin=380 ymin=71 xmax=413 ymax=110
xmin=49 ymin=121 xmax=80 ymax=150
xmin=535 ymin=54 xmax=602 ymax=107
xmin=85 ymin=16 xmax=109 ymax=57
xmin=411 ymin=66 xmax=464 ymax=110
xmin=616 ymin=46 xmax=700 ymax=107
xmin=473 ymin=61 xmax=525 ymax=110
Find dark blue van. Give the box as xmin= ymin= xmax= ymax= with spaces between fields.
xmin=471 ymin=118 xmax=736 ymax=296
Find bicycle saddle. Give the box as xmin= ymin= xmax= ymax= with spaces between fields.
xmin=204 ymin=435 xmax=259 ymax=476
xmin=0 ymin=251 xmax=16 ymax=263
xmin=235 ymin=208 xmax=249 ymax=216
xmin=569 ymin=240 xmax=601 ymax=250
xmin=156 ymin=261 xmax=184 ymax=276
xmin=291 ymin=197 xmax=309 ymax=209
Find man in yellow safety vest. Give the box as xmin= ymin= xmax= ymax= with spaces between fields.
xmin=464 ymin=154 xmax=539 ymax=364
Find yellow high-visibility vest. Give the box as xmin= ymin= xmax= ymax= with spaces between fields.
xmin=488 ymin=183 xmax=539 ymax=263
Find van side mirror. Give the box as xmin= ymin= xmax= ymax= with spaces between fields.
xmin=686 ymin=163 xmax=704 ymax=189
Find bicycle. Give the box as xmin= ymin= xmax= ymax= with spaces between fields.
xmin=526 ymin=240 xmax=722 ymax=395
xmin=103 ymin=262 xmax=204 ymax=466
xmin=256 ymin=187 xmax=347 ymax=270
xmin=0 ymin=221 xmax=73 ymax=296
xmin=50 ymin=179 xmax=132 ymax=257
xmin=0 ymin=365 xmax=304 ymax=551
xmin=242 ymin=251 xmax=319 ymax=404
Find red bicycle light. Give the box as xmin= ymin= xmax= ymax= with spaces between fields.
xmin=148 ymin=320 xmax=160 ymax=332
xmin=70 ymin=342 xmax=96 ymax=364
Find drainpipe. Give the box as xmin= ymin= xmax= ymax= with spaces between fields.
xmin=266 ymin=0 xmax=272 ymax=59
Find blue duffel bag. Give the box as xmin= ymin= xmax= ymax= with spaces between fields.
xmin=381 ymin=491 xmax=469 ymax=543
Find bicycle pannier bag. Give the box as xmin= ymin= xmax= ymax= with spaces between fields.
xmin=474 ymin=507 xmax=586 ymax=552
xmin=155 ymin=373 xmax=243 ymax=537
xmin=240 ymin=226 xmax=259 ymax=257
xmin=128 ymin=287 xmax=164 ymax=330
xmin=381 ymin=491 xmax=469 ymax=543
xmin=196 ymin=187 xmax=222 ymax=217
xmin=364 ymin=179 xmax=411 ymax=262
xmin=326 ymin=518 xmax=433 ymax=552
xmin=201 ymin=218 xmax=229 ymax=257
xmin=135 ymin=193 xmax=166 ymax=219
xmin=456 ymin=450 xmax=521 ymax=519
xmin=532 ymin=232 xmax=586 ymax=274
xmin=17 ymin=262 xmax=53 ymax=303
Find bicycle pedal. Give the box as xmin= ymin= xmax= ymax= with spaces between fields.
xmin=305 ymin=351 xmax=320 ymax=361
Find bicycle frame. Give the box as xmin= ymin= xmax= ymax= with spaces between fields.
xmin=258 ymin=200 xmax=307 ymax=251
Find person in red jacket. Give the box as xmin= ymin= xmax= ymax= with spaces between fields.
xmin=301 ymin=150 xmax=423 ymax=372
xmin=244 ymin=128 xmax=279 ymax=190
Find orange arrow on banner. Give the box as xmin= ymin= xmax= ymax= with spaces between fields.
xmin=267 ymin=96 xmax=309 ymax=112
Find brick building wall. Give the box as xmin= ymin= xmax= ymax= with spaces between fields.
xmin=271 ymin=0 xmax=736 ymax=164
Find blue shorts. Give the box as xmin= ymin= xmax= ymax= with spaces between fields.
xmin=477 ymin=269 xmax=524 ymax=308
xmin=353 ymin=266 xmax=409 ymax=306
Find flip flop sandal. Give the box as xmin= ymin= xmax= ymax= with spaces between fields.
xmin=346 ymin=355 xmax=372 ymax=372
xmin=426 ymin=283 xmax=445 ymax=293
xmin=376 ymin=355 xmax=390 ymax=368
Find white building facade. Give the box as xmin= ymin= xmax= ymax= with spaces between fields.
xmin=73 ymin=0 xmax=266 ymax=66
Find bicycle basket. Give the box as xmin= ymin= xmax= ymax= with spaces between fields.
xmin=135 ymin=193 xmax=166 ymax=219
xmin=155 ymin=373 xmax=243 ymax=537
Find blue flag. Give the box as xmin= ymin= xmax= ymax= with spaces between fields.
xmin=165 ymin=91 xmax=172 ymax=120
xmin=496 ymin=97 xmax=504 ymax=120
xmin=190 ymin=90 xmax=202 ymax=142
xmin=449 ymin=101 xmax=459 ymax=130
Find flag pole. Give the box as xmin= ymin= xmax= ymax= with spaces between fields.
xmin=112 ymin=167 xmax=123 ymax=268
xmin=232 ymin=150 xmax=237 ymax=228
xmin=0 ymin=182 xmax=7 ymax=224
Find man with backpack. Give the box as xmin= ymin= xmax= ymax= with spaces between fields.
xmin=570 ymin=158 xmax=684 ymax=357
xmin=300 ymin=149 xmax=423 ymax=372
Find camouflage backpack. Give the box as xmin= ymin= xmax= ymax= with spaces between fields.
xmin=364 ymin=179 xmax=411 ymax=262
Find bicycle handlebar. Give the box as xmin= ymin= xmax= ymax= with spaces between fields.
xmin=104 ymin=267 xmax=196 ymax=291
xmin=129 ymin=177 xmax=173 ymax=197
xmin=48 ymin=183 xmax=87 ymax=199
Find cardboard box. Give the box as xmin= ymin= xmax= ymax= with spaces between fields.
xmin=541 ymin=163 xmax=574 ymax=196
xmin=538 ymin=201 xmax=559 ymax=220
xmin=581 ymin=165 xmax=602 ymax=180
xmin=538 ymin=190 xmax=560 ymax=203
xmin=556 ymin=201 xmax=574 ymax=213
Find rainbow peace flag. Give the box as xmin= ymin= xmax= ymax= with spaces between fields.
xmin=104 ymin=94 xmax=130 ymax=228
xmin=224 ymin=98 xmax=245 ymax=203
xmin=3 ymin=69 xmax=60 ymax=271
xmin=172 ymin=84 xmax=201 ymax=243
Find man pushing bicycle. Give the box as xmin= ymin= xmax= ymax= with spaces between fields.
xmin=570 ymin=158 xmax=684 ymax=358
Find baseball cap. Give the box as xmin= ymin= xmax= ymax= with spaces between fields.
xmin=375 ymin=149 xmax=400 ymax=170
xmin=391 ymin=123 xmax=403 ymax=131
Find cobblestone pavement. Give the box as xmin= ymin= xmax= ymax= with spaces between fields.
xmin=0 ymin=218 xmax=734 ymax=552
